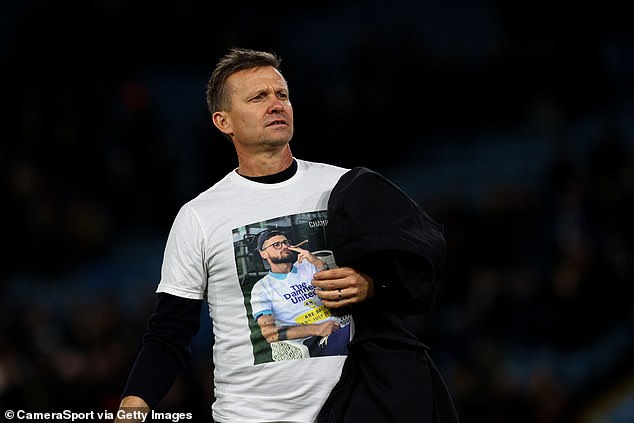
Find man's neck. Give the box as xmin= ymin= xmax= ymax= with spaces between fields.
xmin=236 ymin=145 xmax=293 ymax=177
xmin=240 ymin=159 xmax=298 ymax=183
xmin=269 ymin=262 xmax=293 ymax=274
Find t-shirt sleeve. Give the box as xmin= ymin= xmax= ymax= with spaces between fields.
xmin=250 ymin=281 xmax=272 ymax=321
xmin=156 ymin=204 xmax=207 ymax=300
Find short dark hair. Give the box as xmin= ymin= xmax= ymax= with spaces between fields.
xmin=206 ymin=48 xmax=282 ymax=115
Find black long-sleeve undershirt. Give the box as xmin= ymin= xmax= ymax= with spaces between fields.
xmin=121 ymin=293 xmax=203 ymax=408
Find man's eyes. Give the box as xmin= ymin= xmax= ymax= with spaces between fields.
xmin=249 ymin=92 xmax=288 ymax=102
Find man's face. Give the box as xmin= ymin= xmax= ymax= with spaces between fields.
xmin=214 ymin=66 xmax=294 ymax=148
xmin=260 ymin=234 xmax=298 ymax=265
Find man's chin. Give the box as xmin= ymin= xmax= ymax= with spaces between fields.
xmin=267 ymin=137 xmax=293 ymax=147
xmin=265 ymin=128 xmax=293 ymax=142
xmin=272 ymin=251 xmax=298 ymax=264
xmin=284 ymin=252 xmax=299 ymax=263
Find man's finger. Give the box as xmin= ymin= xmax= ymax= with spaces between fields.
xmin=313 ymin=267 xmax=351 ymax=280
xmin=312 ymin=279 xmax=344 ymax=291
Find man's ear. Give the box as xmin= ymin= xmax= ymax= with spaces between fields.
xmin=259 ymin=250 xmax=268 ymax=260
xmin=212 ymin=111 xmax=232 ymax=135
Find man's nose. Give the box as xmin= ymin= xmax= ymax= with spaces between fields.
xmin=269 ymin=99 xmax=284 ymax=113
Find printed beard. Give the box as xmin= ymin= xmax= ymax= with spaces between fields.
xmin=270 ymin=250 xmax=299 ymax=264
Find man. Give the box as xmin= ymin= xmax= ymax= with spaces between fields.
xmin=251 ymin=229 xmax=350 ymax=357
xmin=115 ymin=48 xmax=373 ymax=423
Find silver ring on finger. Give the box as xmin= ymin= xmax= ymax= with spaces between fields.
xmin=337 ymin=289 xmax=343 ymax=301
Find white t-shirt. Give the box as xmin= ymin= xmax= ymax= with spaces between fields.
xmin=156 ymin=159 xmax=349 ymax=422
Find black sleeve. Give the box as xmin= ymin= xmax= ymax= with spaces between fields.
xmin=121 ymin=292 xmax=203 ymax=408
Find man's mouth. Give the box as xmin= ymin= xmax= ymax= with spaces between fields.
xmin=266 ymin=119 xmax=287 ymax=127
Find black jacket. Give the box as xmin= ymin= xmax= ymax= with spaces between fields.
xmin=317 ymin=167 xmax=459 ymax=423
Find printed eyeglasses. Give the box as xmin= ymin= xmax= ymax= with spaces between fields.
xmin=261 ymin=239 xmax=290 ymax=251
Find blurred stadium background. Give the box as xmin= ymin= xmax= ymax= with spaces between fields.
xmin=2 ymin=1 xmax=633 ymax=422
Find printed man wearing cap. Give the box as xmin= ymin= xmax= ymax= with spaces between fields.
xmin=251 ymin=229 xmax=350 ymax=357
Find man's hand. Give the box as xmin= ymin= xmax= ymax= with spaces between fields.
xmin=289 ymin=246 xmax=325 ymax=269
xmin=312 ymin=267 xmax=374 ymax=308
xmin=310 ymin=320 xmax=340 ymax=337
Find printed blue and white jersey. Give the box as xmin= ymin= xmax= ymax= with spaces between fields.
xmin=251 ymin=261 xmax=333 ymax=329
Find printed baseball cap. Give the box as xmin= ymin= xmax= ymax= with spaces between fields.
xmin=256 ymin=229 xmax=286 ymax=251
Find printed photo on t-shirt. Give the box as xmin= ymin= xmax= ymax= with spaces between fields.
xmin=232 ymin=211 xmax=351 ymax=365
